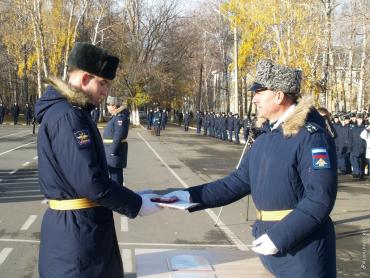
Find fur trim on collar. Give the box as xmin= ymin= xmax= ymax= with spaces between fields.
xmin=44 ymin=76 xmax=91 ymax=106
xmin=256 ymin=94 xmax=313 ymax=137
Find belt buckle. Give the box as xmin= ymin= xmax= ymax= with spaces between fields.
xmin=256 ymin=210 xmax=262 ymax=221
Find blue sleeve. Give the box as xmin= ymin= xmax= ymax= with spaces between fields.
xmin=110 ymin=115 xmax=128 ymax=154
xmin=50 ymin=110 xmax=141 ymax=218
xmin=267 ymin=132 xmax=338 ymax=252
xmin=188 ymin=153 xmax=251 ymax=211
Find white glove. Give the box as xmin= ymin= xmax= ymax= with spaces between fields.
xmin=138 ymin=193 xmax=163 ymax=216
xmin=162 ymin=190 xmax=191 ymax=202
xmin=251 ymin=234 xmax=278 ymax=255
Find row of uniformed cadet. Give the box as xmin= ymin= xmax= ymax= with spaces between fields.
xmin=0 ymin=102 xmax=33 ymax=125
xmin=333 ymin=112 xmax=369 ymax=179
xmin=163 ymin=59 xmax=338 ymax=277
xmin=194 ymin=110 xmax=254 ymax=144
xmin=35 ymin=42 xmax=162 ymax=278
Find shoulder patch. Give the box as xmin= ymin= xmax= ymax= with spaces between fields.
xmin=311 ymin=148 xmax=331 ymax=169
xmin=117 ymin=120 xmax=123 ymax=126
xmin=73 ymin=129 xmax=91 ymax=148
xmin=304 ymin=123 xmax=318 ymax=134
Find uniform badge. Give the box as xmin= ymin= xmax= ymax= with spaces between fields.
xmin=73 ymin=129 xmax=91 ymax=147
xmin=117 ymin=120 xmax=123 ymax=126
xmin=311 ymin=148 xmax=330 ymax=169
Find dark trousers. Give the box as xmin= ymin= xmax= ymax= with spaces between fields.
xmin=196 ymin=124 xmax=201 ymax=134
xmin=235 ymin=131 xmax=240 ymax=144
xmin=350 ymin=154 xmax=365 ymax=177
xmin=184 ymin=124 xmax=189 ymax=131
xmin=154 ymin=125 xmax=161 ymax=136
xmin=0 ymin=116 xmax=3 ymax=124
xmin=337 ymin=152 xmax=351 ymax=174
xmin=108 ymin=167 xmax=123 ymax=185
xmin=228 ymin=130 xmax=233 ymax=142
xmin=13 ymin=116 xmax=18 ymax=125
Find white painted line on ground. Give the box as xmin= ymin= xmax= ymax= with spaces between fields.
xmin=22 ymin=162 xmax=30 ymax=167
xmin=0 ymin=130 xmax=29 ymax=139
xmin=41 ymin=199 xmax=48 ymax=204
xmin=137 ymin=132 xmax=249 ymax=251
xmin=0 ymin=181 xmax=39 ymax=185
xmin=0 ymin=141 xmax=36 ymax=157
xmin=8 ymin=169 xmax=18 ymax=175
xmin=121 ymin=216 xmax=129 ymax=232
xmin=0 ymin=248 xmax=13 ymax=265
xmin=3 ymin=189 xmax=40 ymax=194
xmin=33 ymin=156 xmax=38 ymax=160
xmin=0 ymin=238 xmax=235 ymax=248
xmin=121 ymin=249 xmax=133 ymax=273
xmin=20 ymin=215 xmax=38 ymax=231
xmin=0 ymin=195 xmax=44 ymax=200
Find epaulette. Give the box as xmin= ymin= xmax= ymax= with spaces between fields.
xmin=304 ymin=123 xmax=318 ymax=134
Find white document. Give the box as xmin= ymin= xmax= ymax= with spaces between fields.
xmin=156 ymin=200 xmax=199 ymax=210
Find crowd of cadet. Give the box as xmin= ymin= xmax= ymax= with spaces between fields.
xmin=143 ymin=104 xmax=370 ymax=180
xmin=0 ymin=101 xmax=34 ymax=126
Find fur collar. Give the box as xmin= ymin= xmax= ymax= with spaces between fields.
xmin=44 ymin=76 xmax=91 ymax=106
xmin=256 ymin=94 xmax=313 ymax=137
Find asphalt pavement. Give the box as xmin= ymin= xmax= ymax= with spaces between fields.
xmin=0 ymin=122 xmax=369 ymax=277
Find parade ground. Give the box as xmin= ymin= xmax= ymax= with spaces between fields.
xmin=0 ymin=123 xmax=369 ymax=277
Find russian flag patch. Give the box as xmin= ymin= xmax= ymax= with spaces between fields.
xmin=311 ymin=148 xmax=330 ymax=169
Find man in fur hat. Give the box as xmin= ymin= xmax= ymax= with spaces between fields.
xmin=163 ymin=59 xmax=337 ymax=277
xmin=34 ymin=42 xmax=162 ymax=278
xmin=103 ymin=96 xmax=130 ymax=185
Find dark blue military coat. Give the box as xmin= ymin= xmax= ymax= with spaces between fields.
xmin=35 ymin=78 xmax=142 ymax=278
xmin=187 ymin=99 xmax=337 ymax=277
xmin=103 ymin=108 xmax=129 ymax=168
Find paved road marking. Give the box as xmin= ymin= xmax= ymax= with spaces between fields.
xmin=0 ymin=141 xmax=36 ymax=157
xmin=8 ymin=169 xmax=18 ymax=175
xmin=121 ymin=249 xmax=133 ymax=273
xmin=2 ymin=189 xmax=40 ymax=194
xmin=33 ymin=156 xmax=38 ymax=160
xmin=0 ymin=248 xmax=13 ymax=265
xmin=20 ymin=215 xmax=38 ymax=231
xmin=121 ymin=216 xmax=129 ymax=232
xmin=0 ymin=130 xmax=29 ymax=139
xmin=0 ymin=238 xmax=235 ymax=248
xmin=0 ymin=195 xmax=44 ymax=200
xmin=0 ymin=181 xmax=39 ymax=185
xmin=22 ymin=162 xmax=31 ymax=167
xmin=41 ymin=199 xmax=48 ymax=204
xmin=137 ymin=132 xmax=249 ymax=251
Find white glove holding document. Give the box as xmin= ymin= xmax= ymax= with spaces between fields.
xmin=138 ymin=193 xmax=163 ymax=216
xmin=162 ymin=190 xmax=191 ymax=202
xmin=251 ymin=234 xmax=278 ymax=255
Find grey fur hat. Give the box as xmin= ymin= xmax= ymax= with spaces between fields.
xmin=249 ymin=59 xmax=302 ymax=95
xmin=67 ymin=42 xmax=119 ymax=80
xmin=106 ymin=96 xmax=122 ymax=106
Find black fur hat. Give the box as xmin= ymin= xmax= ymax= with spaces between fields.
xmin=67 ymin=42 xmax=119 ymax=80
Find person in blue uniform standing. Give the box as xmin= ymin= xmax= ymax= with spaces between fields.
xmin=233 ymin=113 xmax=241 ymax=144
xmin=161 ymin=109 xmax=168 ymax=130
xmin=153 ymin=107 xmax=162 ymax=135
xmin=103 ymin=96 xmax=129 ymax=185
xmin=34 ymin=42 xmax=162 ymax=278
xmin=91 ymin=106 xmax=100 ymax=124
xmin=183 ymin=111 xmax=191 ymax=131
xmin=0 ymin=101 xmax=5 ymax=124
xmin=11 ymin=102 xmax=19 ymax=125
xmin=195 ymin=110 xmax=202 ymax=134
xmin=227 ymin=112 xmax=234 ymax=142
xmin=25 ymin=103 xmax=33 ymax=126
xmin=163 ymin=59 xmax=337 ymax=278
xmin=349 ymin=113 xmax=366 ymax=179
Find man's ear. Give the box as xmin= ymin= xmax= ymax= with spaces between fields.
xmin=81 ymin=72 xmax=92 ymax=87
xmin=275 ymin=91 xmax=285 ymax=104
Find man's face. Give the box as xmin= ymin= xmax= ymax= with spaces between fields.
xmin=82 ymin=74 xmax=110 ymax=106
xmin=357 ymin=118 xmax=363 ymax=125
xmin=252 ymin=89 xmax=279 ymax=120
xmin=107 ymin=104 xmax=115 ymax=114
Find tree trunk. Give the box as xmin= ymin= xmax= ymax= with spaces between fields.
xmin=357 ymin=16 xmax=367 ymax=111
xmin=63 ymin=0 xmax=76 ymax=81
xmin=131 ymin=102 xmax=140 ymax=126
